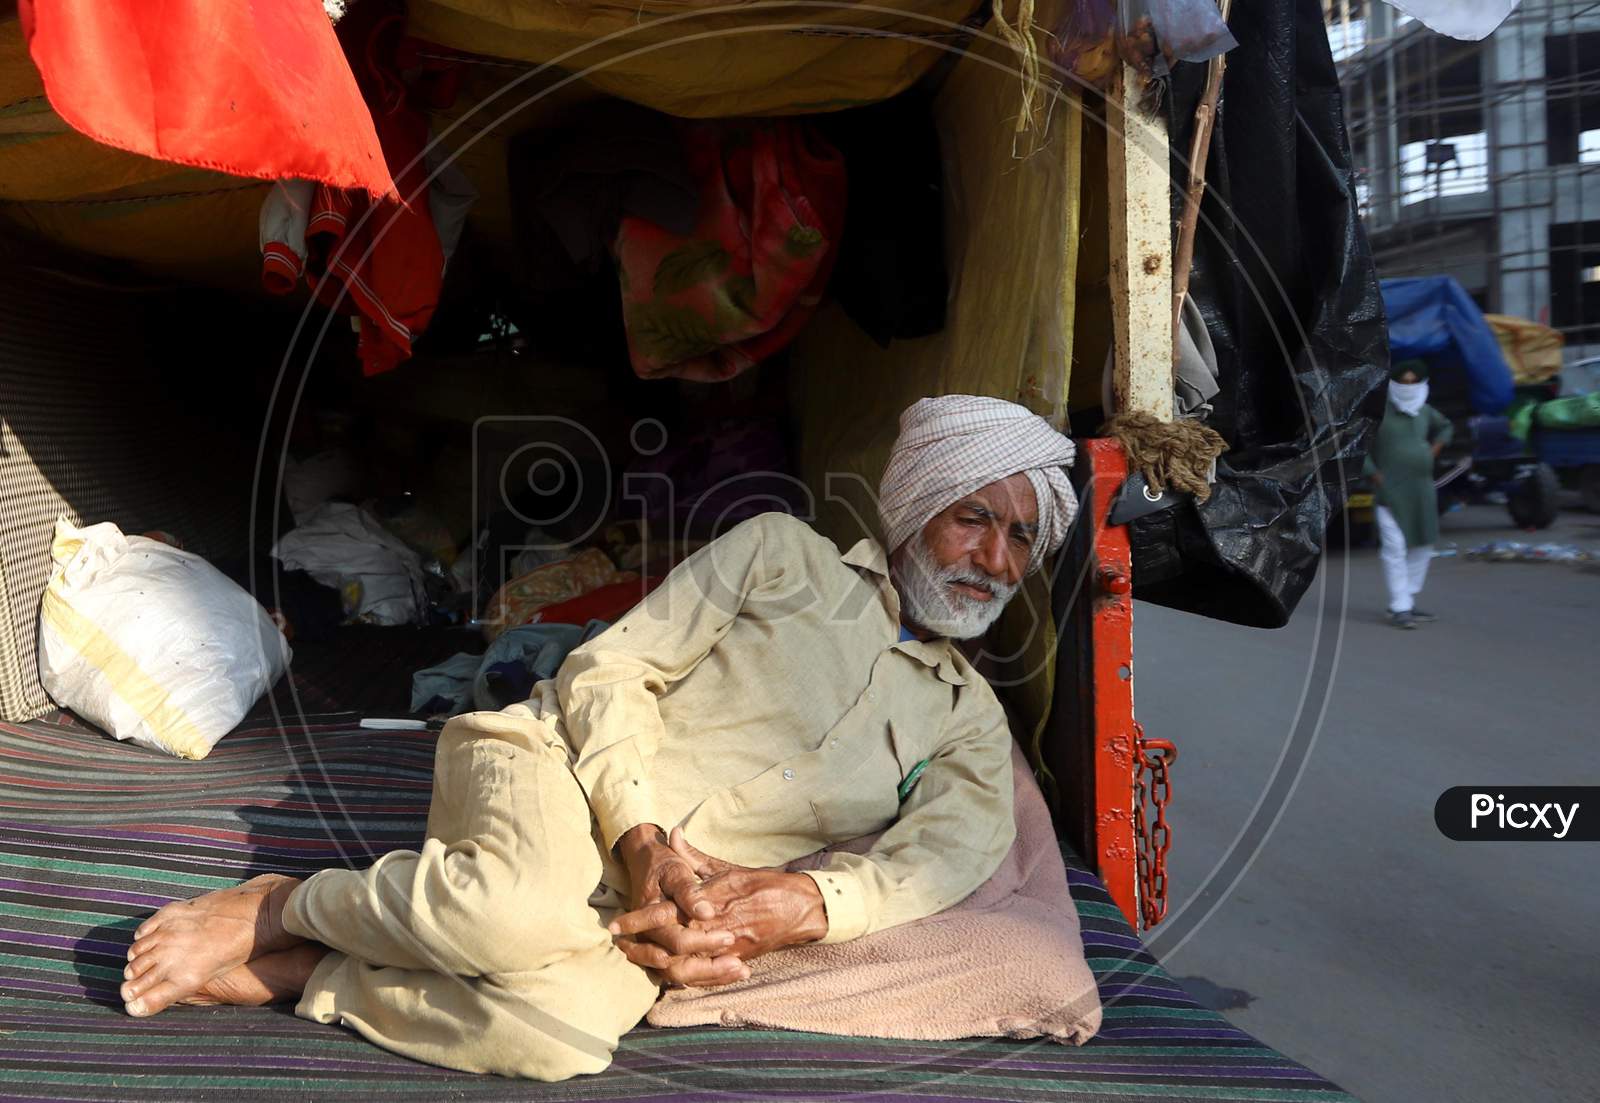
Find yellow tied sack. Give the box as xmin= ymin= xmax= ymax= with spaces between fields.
xmin=38 ymin=519 xmax=291 ymax=760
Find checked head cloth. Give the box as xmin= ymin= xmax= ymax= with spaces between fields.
xmin=878 ymin=395 xmax=1078 ymax=575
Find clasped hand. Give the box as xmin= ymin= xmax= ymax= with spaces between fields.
xmin=612 ymin=825 xmax=827 ymax=988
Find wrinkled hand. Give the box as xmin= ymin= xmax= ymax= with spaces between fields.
xmin=610 ymin=828 xmax=827 ymax=983
xmin=614 ymin=824 xmax=744 ymax=986
xmin=676 ymin=831 xmax=829 ymax=962
xmin=616 ymin=823 xmax=714 ymax=917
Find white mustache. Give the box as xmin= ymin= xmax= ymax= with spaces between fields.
xmin=945 ymin=572 xmax=1014 ymax=602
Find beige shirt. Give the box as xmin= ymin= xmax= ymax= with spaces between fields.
xmin=520 ymin=511 xmax=1015 ymax=944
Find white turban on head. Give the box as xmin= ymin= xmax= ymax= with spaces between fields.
xmin=878 ymin=395 xmax=1078 ymax=576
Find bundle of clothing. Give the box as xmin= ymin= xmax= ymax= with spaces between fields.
xmin=512 ymin=107 xmax=848 ymax=383
xmin=479 ymin=548 xmax=664 ymax=641
xmin=256 ymin=0 xmax=475 ymax=377
xmin=411 ymin=620 xmax=608 ymax=716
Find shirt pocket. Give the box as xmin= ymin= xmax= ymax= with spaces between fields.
xmin=808 ymin=723 xmax=903 ymax=843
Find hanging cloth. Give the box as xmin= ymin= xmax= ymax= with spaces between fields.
xmin=615 ymin=120 xmax=847 ymax=383
xmin=18 ymin=0 xmax=392 ymax=197
xmin=303 ymin=4 xmax=445 ymax=377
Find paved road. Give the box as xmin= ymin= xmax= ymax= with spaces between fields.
xmin=1135 ymin=503 xmax=1600 ymax=1103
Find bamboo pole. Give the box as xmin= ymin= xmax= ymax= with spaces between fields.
xmin=1170 ymin=0 xmax=1235 ymax=373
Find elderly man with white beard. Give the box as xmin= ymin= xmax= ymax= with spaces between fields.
xmin=115 ymin=395 xmax=1079 ymax=1082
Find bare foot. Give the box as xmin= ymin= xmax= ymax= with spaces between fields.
xmin=121 ymin=874 xmax=302 ymax=1018
xmin=176 ymin=944 xmax=329 ymax=1008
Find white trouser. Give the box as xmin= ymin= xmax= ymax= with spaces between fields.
xmin=1375 ymin=506 xmax=1432 ymax=613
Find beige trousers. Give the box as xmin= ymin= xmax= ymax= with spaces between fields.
xmin=280 ymin=709 xmax=661 ymax=1080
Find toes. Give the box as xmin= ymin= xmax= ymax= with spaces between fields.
xmin=126 ymin=933 xmax=163 ymax=961
xmin=123 ymin=951 xmax=162 ymax=982
xmin=120 ymin=966 xmax=163 ymax=1002
xmin=134 ymin=903 xmax=183 ymax=940
xmin=120 ymin=955 xmax=193 ymax=1002
xmin=124 ymin=978 xmax=187 ymax=1018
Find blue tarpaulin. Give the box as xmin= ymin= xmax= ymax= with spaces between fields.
xmin=1382 ymin=277 xmax=1515 ymax=414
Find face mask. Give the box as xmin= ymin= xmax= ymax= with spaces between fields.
xmin=1389 ymin=380 xmax=1429 ymax=416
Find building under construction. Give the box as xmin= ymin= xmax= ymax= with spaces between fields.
xmin=1326 ymin=0 xmax=1600 ymax=366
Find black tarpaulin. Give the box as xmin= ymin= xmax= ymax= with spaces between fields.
xmin=1130 ymin=0 xmax=1389 ymax=628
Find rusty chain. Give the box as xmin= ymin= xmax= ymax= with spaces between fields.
xmin=1132 ymin=723 xmax=1177 ymax=929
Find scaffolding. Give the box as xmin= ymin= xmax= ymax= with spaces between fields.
xmin=1322 ymin=0 xmax=1600 ymax=358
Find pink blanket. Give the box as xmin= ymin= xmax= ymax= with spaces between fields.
xmin=648 ymin=743 xmax=1103 ymax=1044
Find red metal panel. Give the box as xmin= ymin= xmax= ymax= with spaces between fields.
xmin=1084 ymin=438 xmax=1140 ymax=929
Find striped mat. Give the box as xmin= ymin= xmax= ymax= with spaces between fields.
xmin=0 ymin=710 xmax=1353 ymax=1102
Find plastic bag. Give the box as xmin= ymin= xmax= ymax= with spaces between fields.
xmin=1382 ymin=0 xmax=1516 ymax=42
xmin=1534 ymin=393 xmax=1600 ymax=433
xmin=1117 ymin=0 xmax=1236 ymax=78
xmin=1147 ymin=0 xmax=1236 ymax=67
xmin=1126 ymin=0 xmax=1387 ymax=629
xmin=38 ymin=519 xmax=291 ymax=760
xmin=270 ymin=502 xmax=427 ymax=626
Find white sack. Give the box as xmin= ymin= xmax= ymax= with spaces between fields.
xmin=38 ymin=519 xmax=291 ymax=760
xmin=270 ymin=501 xmax=426 ymax=626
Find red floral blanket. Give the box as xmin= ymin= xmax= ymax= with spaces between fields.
xmin=616 ymin=120 xmax=847 ymax=383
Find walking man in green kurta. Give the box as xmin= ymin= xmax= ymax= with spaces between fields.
xmin=1364 ymin=359 xmax=1453 ymax=629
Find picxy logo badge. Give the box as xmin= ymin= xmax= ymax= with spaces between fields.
xmin=1435 ymin=787 xmax=1596 ymax=841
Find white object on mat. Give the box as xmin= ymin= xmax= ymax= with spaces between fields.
xmin=38 ymin=518 xmax=290 ymax=760
xmin=270 ymin=501 xmax=426 ymax=626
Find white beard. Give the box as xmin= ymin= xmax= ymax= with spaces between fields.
xmin=891 ymin=534 xmax=1019 ymax=640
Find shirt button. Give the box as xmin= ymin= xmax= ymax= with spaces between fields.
xmin=783 ymin=768 xmax=796 ymax=780
xmin=829 ymin=739 xmax=839 ymax=748
xmin=866 ymin=690 xmax=878 ymax=703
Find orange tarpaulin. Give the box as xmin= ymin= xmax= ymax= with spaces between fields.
xmin=18 ymin=0 xmax=394 ymax=197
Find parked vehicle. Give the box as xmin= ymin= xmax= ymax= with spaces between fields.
xmin=1471 ymin=381 xmax=1600 ymax=524
xmin=1371 ymin=276 xmax=1594 ymax=528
